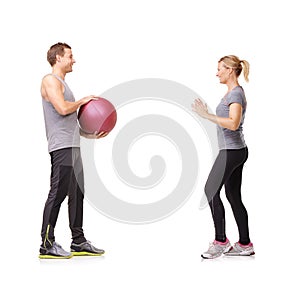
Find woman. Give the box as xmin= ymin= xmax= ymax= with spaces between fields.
xmin=192 ymin=55 xmax=255 ymax=259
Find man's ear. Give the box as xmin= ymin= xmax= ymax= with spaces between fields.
xmin=56 ymin=54 xmax=62 ymax=63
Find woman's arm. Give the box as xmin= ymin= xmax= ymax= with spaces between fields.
xmin=192 ymin=98 xmax=242 ymax=131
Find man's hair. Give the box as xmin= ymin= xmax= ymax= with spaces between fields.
xmin=47 ymin=42 xmax=71 ymax=66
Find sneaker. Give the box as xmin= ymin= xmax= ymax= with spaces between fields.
xmin=71 ymin=241 xmax=105 ymax=256
xmin=224 ymin=242 xmax=255 ymax=256
xmin=39 ymin=242 xmax=73 ymax=259
xmin=201 ymin=239 xmax=231 ymax=259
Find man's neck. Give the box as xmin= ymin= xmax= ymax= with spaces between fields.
xmin=52 ymin=67 xmax=66 ymax=80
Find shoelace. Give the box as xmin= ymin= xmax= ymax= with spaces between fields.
xmin=53 ymin=242 xmax=62 ymax=248
xmin=207 ymin=242 xmax=224 ymax=253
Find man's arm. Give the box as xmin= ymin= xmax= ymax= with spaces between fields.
xmin=41 ymin=75 xmax=95 ymax=116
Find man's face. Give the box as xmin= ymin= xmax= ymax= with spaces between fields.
xmin=59 ymin=48 xmax=76 ymax=73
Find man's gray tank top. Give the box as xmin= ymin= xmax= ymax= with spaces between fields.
xmin=42 ymin=74 xmax=80 ymax=153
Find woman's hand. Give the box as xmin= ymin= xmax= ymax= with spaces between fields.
xmin=192 ymin=98 xmax=209 ymax=119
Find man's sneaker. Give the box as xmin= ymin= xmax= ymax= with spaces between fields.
xmin=39 ymin=242 xmax=73 ymax=259
xmin=71 ymin=241 xmax=105 ymax=256
xmin=224 ymin=242 xmax=255 ymax=256
xmin=201 ymin=239 xmax=231 ymax=259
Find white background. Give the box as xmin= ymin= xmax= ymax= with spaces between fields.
xmin=0 ymin=0 xmax=299 ymax=299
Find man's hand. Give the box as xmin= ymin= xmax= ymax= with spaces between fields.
xmin=80 ymin=129 xmax=109 ymax=139
xmin=79 ymin=95 xmax=98 ymax=106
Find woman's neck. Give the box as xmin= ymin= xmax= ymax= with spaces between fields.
xmin=226 ymin=80 xmax=240 ymax=93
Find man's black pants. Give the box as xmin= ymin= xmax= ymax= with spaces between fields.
xmin=41 ymin=147 xmax=86 ymax=248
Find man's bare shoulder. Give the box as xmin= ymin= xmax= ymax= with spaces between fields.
xmin=41 ymin=74 xmax=64 ymax=101
xmin=42 ymin=74 xmax=57 ymax=84
xmin=42 ymin=74 xmax=63 ymax=89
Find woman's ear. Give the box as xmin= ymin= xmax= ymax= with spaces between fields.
xmin=227 ymin=67 xmax=234 ymax=75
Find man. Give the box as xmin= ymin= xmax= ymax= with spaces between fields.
xmin=39 ymin=42 xmax=107 ymax=259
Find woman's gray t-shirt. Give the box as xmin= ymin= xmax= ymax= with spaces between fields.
xmin=216 ymin=86 xmax=247 ymax=150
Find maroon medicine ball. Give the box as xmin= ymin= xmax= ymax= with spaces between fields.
xmin=78 ymin=97 xmax=117 ymax=134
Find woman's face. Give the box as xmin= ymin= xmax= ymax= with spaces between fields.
xmin=216 ymin=61 xmax=231 ymax=84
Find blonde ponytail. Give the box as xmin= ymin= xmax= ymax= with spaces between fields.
xmin=240 ymin=60 xmax=250 ymax=82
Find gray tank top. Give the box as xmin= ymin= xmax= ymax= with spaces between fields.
xmin=216 ymin=86 xmax=247 ymax=150
xmin=42 ymin=74 xmax=80 ymax=153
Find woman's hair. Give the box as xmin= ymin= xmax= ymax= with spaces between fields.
xmin=47 ymin=42 xmax=71 ymax=66
xmin=219 ymin=55 xmax=250 ymax=82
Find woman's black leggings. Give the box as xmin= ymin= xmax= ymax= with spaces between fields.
xmin=204 ymin=147 xmax=250 ymax=245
